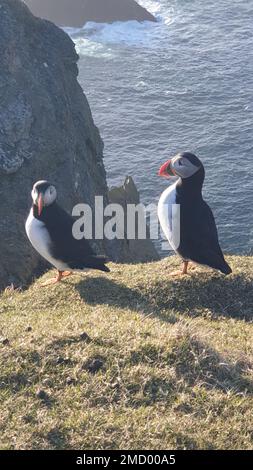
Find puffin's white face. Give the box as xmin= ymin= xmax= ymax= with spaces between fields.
xmin=32 ymin=180 xmax=57 ymax=215
xmin=158 ymin=153 xmax=202 ymax=179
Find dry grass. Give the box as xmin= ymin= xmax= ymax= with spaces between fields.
xmin=0 ymin=255 xmax=253 ymax=450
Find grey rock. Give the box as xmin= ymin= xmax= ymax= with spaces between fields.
xmin=24 ymin=0 xmax=157 ymax=28
xmin=108 ymin=177 xmax=160 ymax=263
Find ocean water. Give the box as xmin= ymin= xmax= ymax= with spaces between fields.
xmin=68 ymin=0 xmax=253 ymax=255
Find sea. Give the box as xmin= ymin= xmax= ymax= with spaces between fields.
xmin=66 ymin=0 xmax=253 ymax=255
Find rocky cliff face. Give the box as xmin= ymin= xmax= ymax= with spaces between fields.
xmin=0 ymin=0 xmax=109 ymax=289
xmin=24 ymin=0 xmax=157 ymax=28
xmin=0 ymin=0 xmax=158 ymax=290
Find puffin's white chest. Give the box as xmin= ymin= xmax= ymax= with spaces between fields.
xmin=25 ymin=209 xmax=68 ymax=271
xmin=158 ymin=182 xmax=180 ymax=251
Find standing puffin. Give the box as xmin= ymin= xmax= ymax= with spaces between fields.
xmin=25 ymin=180 xmax=110 ymax=286
xmin=158 ymin=152 xmax=232 ymax=275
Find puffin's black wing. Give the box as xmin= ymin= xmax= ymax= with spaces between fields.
xmin=41 ymin=203 xmax=109 ymax=272
xmin=179 ymin=201 xmax=232 ymax=274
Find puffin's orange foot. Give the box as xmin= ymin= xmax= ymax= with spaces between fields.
xmin=40 ymin=271 xmax=64 ymax=287
xmin=61 ymin=271 xmax=73 ymax=278
xmin=169 ymin=270 xmax=190 ymax=277
xmin=41 ymin=277 xmax=61 ymax=287
xmin=169 ymin=261 xmax=190 ymax=277
xmin=40 ymin=271 xmax=73 ymax=287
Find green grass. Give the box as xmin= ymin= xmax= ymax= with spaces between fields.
xmin=0 ymin=256 xmax=253 ymax=450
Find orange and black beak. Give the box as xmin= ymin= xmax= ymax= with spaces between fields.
xmin=38 ymin=194 xmax=43 ymax=216
xmin=158 ymin=159 xmax=176 ymax=178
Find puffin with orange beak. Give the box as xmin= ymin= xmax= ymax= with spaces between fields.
xmin=25 ymin=180 xmax=110 ymax=286
xmin=157 ymin=152 xmax=232 ymax=275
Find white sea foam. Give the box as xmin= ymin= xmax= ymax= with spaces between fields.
xmin=139 ymin=0 xmax=175 ymax=25
xmin=74 ymin=37 xmax=114 ymax=59
xmin=63 ymin=0 xmax=174 ymax=54
xmin=135 ymin=81 xmax=149 ymax=88
xmin=138 ymin=0 xmax=164 ymax=17
xmin=66 ymin=19 xmax=166 ymax=51
xmin=84 ymin=20 xmax=159 ymax=46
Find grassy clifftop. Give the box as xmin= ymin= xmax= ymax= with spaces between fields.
xmin=0 ymin=256 xmax=253 ymax=450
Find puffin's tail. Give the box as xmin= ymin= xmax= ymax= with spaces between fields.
xmin=86 ymin=255 xmax=110 ymax=273
xmin=220 ymin=260 xmax=232 ymax=275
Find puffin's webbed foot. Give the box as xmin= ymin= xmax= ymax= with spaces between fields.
xmin=169 ymin=261 xmax=190 ymax=277
xmin=40 ymin=271 xmax=73 ymax=287
xmin=61 ymin=271 xmax=73 ymax=278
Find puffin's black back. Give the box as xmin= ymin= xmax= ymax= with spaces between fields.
xmin=34 ymin=203 xmax=110 ymax=272
xmin=175 ymin=167 xmax=232 ymax=275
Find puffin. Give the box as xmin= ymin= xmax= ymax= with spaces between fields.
xmin=157 ymin=152 xmax=232 ymax=276
xmin=25 ymin=180 xmax=110 ymax=286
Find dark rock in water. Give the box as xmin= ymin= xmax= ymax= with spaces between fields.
xmin=108 ymin=177 xmax=160 ymax=263
xmin=24 ymin=0 xmax=157 ymax=28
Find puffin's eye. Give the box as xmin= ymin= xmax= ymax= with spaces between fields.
xmin=178 ymin=160 xmax=183 ymax=166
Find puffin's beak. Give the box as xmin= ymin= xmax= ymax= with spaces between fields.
xmin=158 ymin=159 xmax=175 ymax=178
xmin=38 ymin=194 xmax=43 ymax=216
